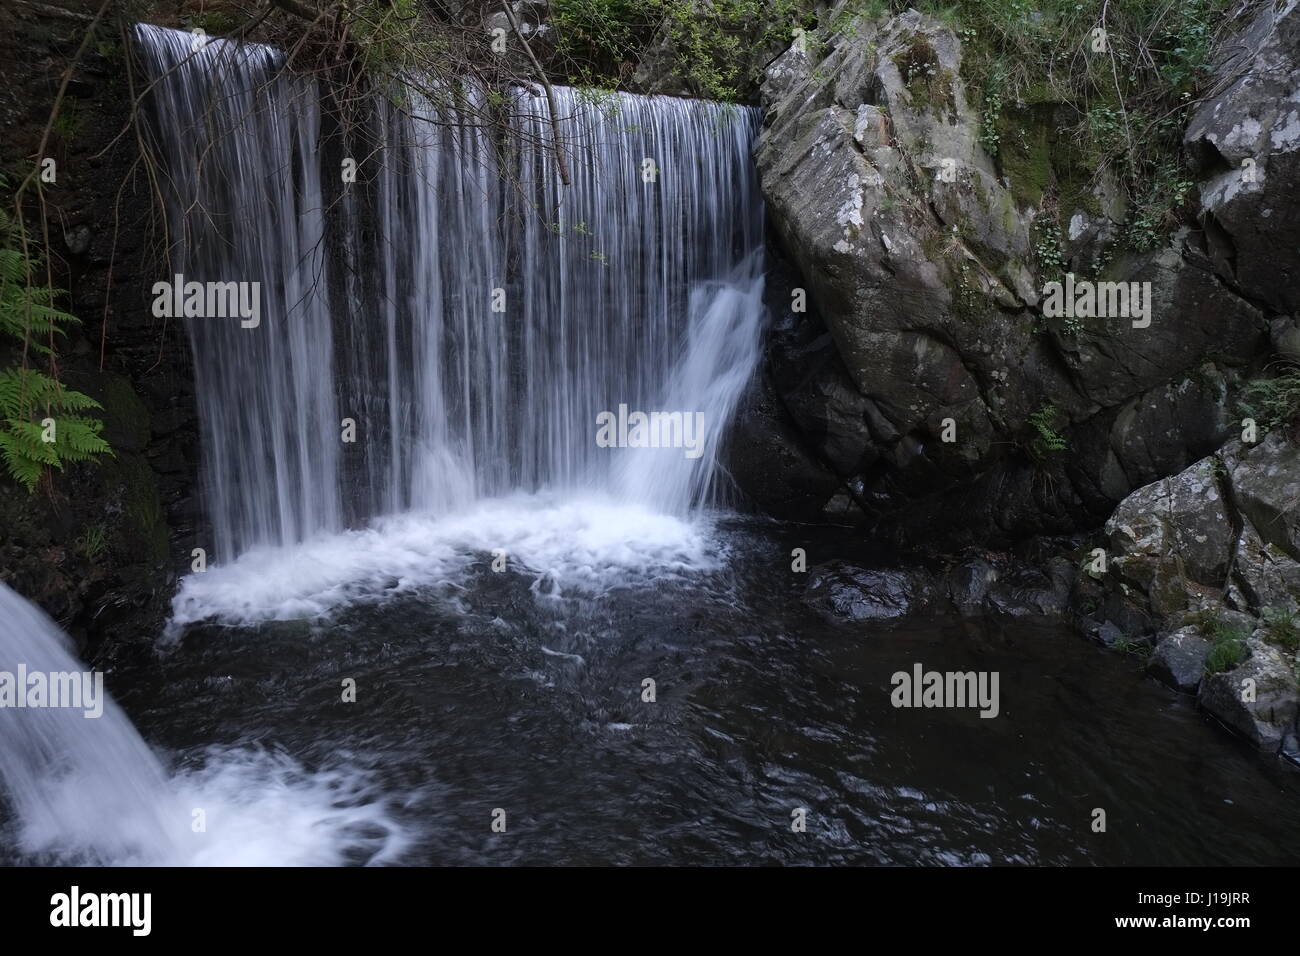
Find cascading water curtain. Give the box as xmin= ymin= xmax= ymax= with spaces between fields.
xmin=135 ymin=25 xmax=765 ymax=564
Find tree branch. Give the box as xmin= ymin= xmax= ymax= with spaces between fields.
xmin=500 ymin=1 xmax=570 ymax=186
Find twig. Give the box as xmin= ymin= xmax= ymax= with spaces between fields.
xmin=13 ymin=0 xmax=113 ymax=380
xmin=500 ymin=0 xmax=570 ymax=186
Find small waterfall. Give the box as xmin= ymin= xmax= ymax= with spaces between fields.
xmin=135 ymin=25 xmax=766 ymax=566
xmin=0 ymin=583 xmax=184 ymax=863
xmin=0 ymin=584 xmax=415 ymax=863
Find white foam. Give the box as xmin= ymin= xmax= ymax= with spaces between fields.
xmin=170 ymin=493 xmax=722 ymax=629
xmin=171 ymin=746 xmax=412 ymax=866
xmin=0 ymin=584 xmax=411 ymax=867
xmin=8 ymin=745 xmax=412 ymax=867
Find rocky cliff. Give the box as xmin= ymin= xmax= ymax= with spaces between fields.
xmin=736 ymin=1 xmax=1295 ymax=555
xmin=737 ymin=0 xmax=1300 ymax=757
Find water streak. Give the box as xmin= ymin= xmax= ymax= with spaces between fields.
xmin=135 ymin=25 xmax=765 ymax=565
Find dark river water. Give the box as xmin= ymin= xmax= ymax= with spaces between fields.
xmin=43 ymin=512 xmax=1290 ymax=867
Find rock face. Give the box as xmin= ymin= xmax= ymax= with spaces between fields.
xmin=1184 ymin=0 xmax=1300 ymax=313
xmin=1100 ymin=434 xmax=1300 ymax=623
xmin=0 ymin=0 xmax=202 ymax=651
xmin=755 ymin=8 xmax=1057 ymax=537
xmin=1089 ymin=434 xmax=1300 ymax=751
xmin=744 ymin=1 xmax=1280 ymax=548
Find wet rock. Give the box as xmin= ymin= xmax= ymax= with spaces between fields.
xmin=725 ymin=368 xmax=843 ymax=521
xmin=1198 ymin=636 xmax=1300 ymax=751
xmin=1105 ymin=454 xmax=1234 ymax=618
xmin=945 ymin=557 xmax=997 ymax=614
xmin=984 ymin=557 xmax=1073 ymax=618
xmin=1147 ymin=627 xmax=1213 ymax=694
xmin=751 ymin=1 xmax=1273 ymax=546
xmin=1185 ymin=0 xmax=1300 ymax=313
xmin=803 ymin=561 xmax=936 ymax=623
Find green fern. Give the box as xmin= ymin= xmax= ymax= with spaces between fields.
xmin=0 ymin=186 xmax=111 ymax=491
xmin=1239 ymin=365 xmax=1300 ymax=432
xmin=1027 ymin=402 xmax=1068 ymax=462
xmin=0 ymin=207 xmax=81 ymax=354
xmin=0 ymin=368 xmax=110 ymax=491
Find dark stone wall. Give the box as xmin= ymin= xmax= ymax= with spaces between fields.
xmin=0 ymin=0 xmax=202 ymax=654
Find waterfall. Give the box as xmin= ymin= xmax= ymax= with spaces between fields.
xmin=0 ymin=583 xmax=414 ymax=863
xmin=134 ymin=25 xmax=766 ymax=566
xmin=0 ymin=583 xmax=184 ymax=863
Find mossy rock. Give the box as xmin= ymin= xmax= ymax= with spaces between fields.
xmin=892 ymin=36 xmax=957 ymax=118
xmin=996 ymin=105 xmax=1053 ymax=208
xmin=98 ymin=453 xmax=168 ymax=567
xmin=64 ymin=369 xmax=151 ymax=453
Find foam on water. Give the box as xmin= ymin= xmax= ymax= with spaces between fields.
xmin=16 ymin=748 xmax=411 ymax=867
xmin=171 ymin=493 xmax=723 ymax=628
xmin=0 ymin=583 xmax=411 ymax=866
xmin=170 ymin=746 xmax=411 ymax=866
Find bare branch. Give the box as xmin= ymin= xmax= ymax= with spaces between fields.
xmin=500 ymin=0 xmax=570 ymax=187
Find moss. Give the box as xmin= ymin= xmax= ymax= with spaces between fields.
xmin=96 ymin=373 xmax=151 ymax=453
xmin=1056 ymin=176 xmax=1104 ymax=222
xmin=99 ymin=454 xmax=168 ymax=567
xmin=952 ymin=268 xmax=987 ymax=323
xmin=892 ymin=36 xmax=957 ymax=118
xmin=996 ymin=106 xmax=1052 ymax=208
xmin=1054 ymin=133 xmax=1106 ymax=220
xmin=919 ymin=230 xmax=949 ymax=263
xmin=1018 ymin=80 xmax=1062 ymax=107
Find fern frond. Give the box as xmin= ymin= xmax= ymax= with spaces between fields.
xmin=0 ymin=431 xmax=45 ymax=491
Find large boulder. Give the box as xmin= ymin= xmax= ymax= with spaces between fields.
xmin=1104 ymin=454 xmax=1234 ymax=618
xmin=1228 ymin=429 xmax=1300 ymax=562
xmin=1098 ymin=434 xmax=1300 ymax=624
xmin=748 ymin=2 xmax=1271 ymax=547
xmin=758 ymin=8 xmax=1055 ymax=489
xmin=1185 ymin=0 xmax=1300 ymax=313
xmin=1094 ymin=434 xmax=1300 ymax=747
xmin=1198 ymin=634 xmax=1300 ymax=751
xmin=1087 ymin=434 xmax=1300 ymax=753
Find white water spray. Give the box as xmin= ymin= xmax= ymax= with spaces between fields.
xmin=133 ymin=26 xmax=767 ymax=599
xmin=0 ymin=583 xmax=409 ymax=864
